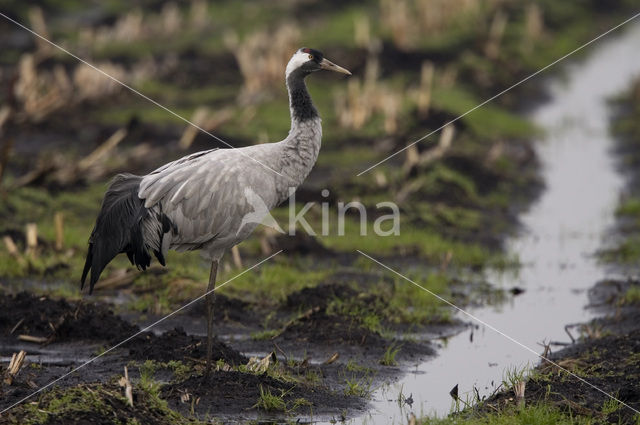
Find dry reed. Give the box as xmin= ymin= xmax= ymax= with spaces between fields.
xmin=225 ymin=24 xmax=300 ymax=102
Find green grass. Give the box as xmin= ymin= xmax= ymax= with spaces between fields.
xmin=617 ymin=198 xmax=640 ymax=218
xmin=502 ymin=365 xmax=530 ymax=392
xmin=431 ymin=86 xmax=538 ymax=140
xmin=253 ymin=385 xmax=288 ymax=412
xmin=343 ymin=377 xmax=372 ymax=397
xmin=134 ymin=79 xmax=237 ymax=107
xmin=304 ymin=370 xmax=321 ymax=385
xmin=621 ymin=286 xmax=640 ymax=305
xmin=252 ymin=384 xmax=313 ymax=412
xmin=291 ymin=397 xmax=313 ymax=410
xmin=217 ymin=260 xmax=328 ymax=305
xmin=605 ymin=79 xmax=640 ymax=265
xmin=323 ymin=271 xmax=453 ymax=327
xmin=600 ymin=237 xmax=640 ymax=264
xmin=303 ymin=5 xmax=371 ymax=48
xmin=327 ymin=297 xmax=382 ymax=333
xmin=345 ymin=359 xmax=373 ymax=374
xmin=318 ymin=218 xmax=504 ymax=268
xmin=385 ymin=273 xmax=452 ymax=324
xmin=138 ymin=360 xmax=164 ymax=398
xmin=0 ymin=183 xmax=110 ymax=281
xmin=601 ymin=396 xmax=624 ymax=417
xmin=603 ymin=197 xmax=640 ymax=264
xmin=379 ymin=343 xmax=401 ymax=366
xmin=316 ymin=146 xmax=382 ymax=169
xmin=90 ymin=102 xmax=195 ymax=126
xmin=5 ymin=382 xmax=201 ymax=425
xmin=0 ymin=183 xmax=105 ymax=244
xmin=134 ymin=359 xmax=194 ymax=384
xmin=251 ymin=328 xmax=280 ymax=340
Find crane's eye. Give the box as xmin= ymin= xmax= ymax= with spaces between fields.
xmin=308 ymin=54 xmax=314 ymax=60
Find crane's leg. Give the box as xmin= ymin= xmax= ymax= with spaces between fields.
xmin=205 ymin=259 xmax=218 ymax=376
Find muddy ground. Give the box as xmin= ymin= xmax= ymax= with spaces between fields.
xmin=0 ymin=280 xmax=444 ymax=424
xmin=469 ymin=279 xmax=640 ymax=424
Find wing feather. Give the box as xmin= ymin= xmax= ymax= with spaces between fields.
xmin=138 ymin=146 xmax=281 ymax=249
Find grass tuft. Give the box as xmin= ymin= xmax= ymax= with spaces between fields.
xmin=379 ymin=343 xmax=401 ymax=366
xmin=253 ymin=385 xmax=288 ymax=411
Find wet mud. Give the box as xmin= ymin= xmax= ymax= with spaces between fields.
xmin=0 ymin=284 xmax=432 ymax=423
xmin=481 ymin=279 xmax=640 ymax=424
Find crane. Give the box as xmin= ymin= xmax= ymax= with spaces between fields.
xmin=80 ymin=48 xmax=351 ymax=373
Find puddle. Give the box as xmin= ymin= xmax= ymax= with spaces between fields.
xmin=0 ymin=339 xmax=97 ymax=365
xmin=354 ymin=21 xmax=640 ymax=424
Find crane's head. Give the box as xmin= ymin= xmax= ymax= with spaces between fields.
xmin=286 ymin=48 xmax=351 ymax=79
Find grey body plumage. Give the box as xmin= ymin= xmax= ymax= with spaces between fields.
xmin=138 ymin=117 xmax=321 ymax=258
xmin=81 ymin=48 xmax=350 ymax=371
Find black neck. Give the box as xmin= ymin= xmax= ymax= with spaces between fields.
xmin=286 ymin=69 xmax=318 ymax=123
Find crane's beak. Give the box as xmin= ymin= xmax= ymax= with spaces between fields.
xmin=319 ymin=58 xmax=352 ymax=75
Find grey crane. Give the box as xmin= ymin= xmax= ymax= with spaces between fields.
xmin=80 ymin=48 xmax=351 ymax=372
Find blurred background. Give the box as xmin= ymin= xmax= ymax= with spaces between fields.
xmin=0 ymin=0 xmax=637 ymax=311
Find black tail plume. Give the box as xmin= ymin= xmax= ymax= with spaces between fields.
xmin=81 ymin=173 xmax=150 ymax=294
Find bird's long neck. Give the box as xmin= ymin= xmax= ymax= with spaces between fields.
xmin=286 ymin=70 xmax=318 ymax=122
xmin=279 ymin=71 xmax=322 ymax=188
